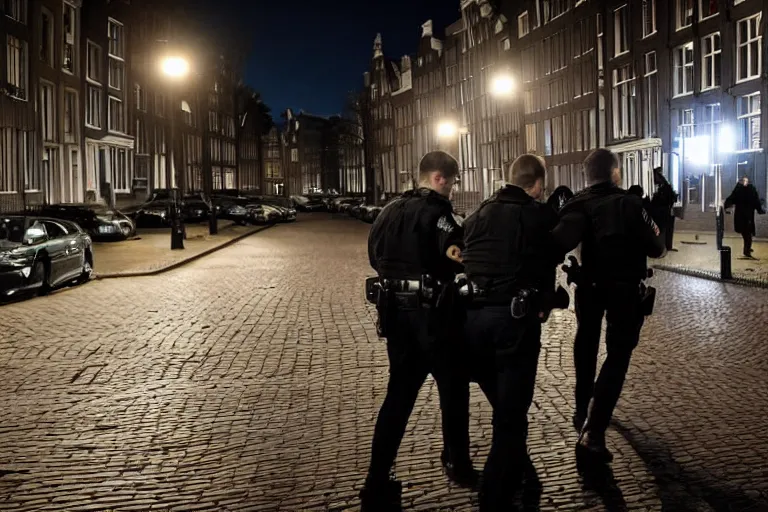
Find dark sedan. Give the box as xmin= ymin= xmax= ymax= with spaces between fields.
xmin=31 ymin=203 xmax=136 ymax=240
xmin=129 ymin=193 xmax=212 ymax=227
xmin=1 ymin=216 xmax=93 ymax=300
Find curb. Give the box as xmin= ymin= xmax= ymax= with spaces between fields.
xmin=652 ymin=264 xmax=768 ymax=289
xmin=92 ymin=224 xmax=275 ymax=280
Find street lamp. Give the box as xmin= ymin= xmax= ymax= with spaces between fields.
xmin=490 ymin=74 xmax=515 ymax=97
xmin=161 ymin=55 xmax=190 ymax=250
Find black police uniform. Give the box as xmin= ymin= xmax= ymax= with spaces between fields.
xmin=363 ymin=187 xmax=471 ymax=507
xmin=553 ymin=181 xmax=665 ymax=459
xmin=461 ymin=184 xmax=560 ymax=510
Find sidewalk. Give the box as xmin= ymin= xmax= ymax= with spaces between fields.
xmin=92 ymin=220 xmax=269 ymax=277
xmin=654 ymin=231 xmax=768 ymax=283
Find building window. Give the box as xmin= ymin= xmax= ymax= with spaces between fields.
xmin=136 ymin=118 xmax=148 ymax=154
xmin=87 ymin=41 xmax=101 ymax=83
xmin=108 ymin=97 xmax=125 ymax=133
xmin=518 ymin=11 xmax=530 ymax=38
xmin=108 ymin=20 xmax=124 ymax=91
xmin=642 ymin=0 xmax=656 ymax=38
xmin=673 ymin=42 xmax=694 ymax=97
xmin=613 ymin=4 xmax=629 ymax=57
xmin=156 ymin=93 xmax=166 ymax=117
xmin=542 ymin=0 xmax=568 ymax=24
xmin=597 ymin=13 xmax=604 ymax=71
xmin=676 ymin=0 xmax=693 ymax=30
xmin=6 ymin=36 xmax=27 ymax=100
xmin=699 ymin=0 xmax=718 ymax=20
xmin=63 ymin=2 xmax=76 ymax=73
xmin=644 ymin=52 xmax=658 ymax=137
xmin=40 ymin=82 xmax=56 ymax=142
xmin=86 ymin=85 xmax=102 ymax=128
xmin=738 ymin=93 xmax=761 ymax=151
xmin=612 ymin=64 xmax=636 ymax=139
xmin=40 ymin=7 xmax=54 ymax=66
xmin=109 ymin=147 xmax=130 ymax=193
xmin=134 ymin=84 xmax=147 ymax=111
xmin=737 ymin=14 xmax=762 ymax=83
xmin=291 ymin=148 xmax=298 ymax=162
xmin=502 ymin=38 xmax=511 ymax=51
xmin=701 ymin=33 xmax=721 ymax=90
xmin=181 ymin=100 xmax=194 ymax=126
xmin=108 ymin=19 xmax=124 ymax=58
xmin=64 ymin=90 xmax=78 ymax=143
xmin=4 ymin=0 xmax=26 ymax=23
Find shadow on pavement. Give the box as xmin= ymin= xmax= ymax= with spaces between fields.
xmin=576 ymin=457 xmax=628 ymax=512
xmin=612 ymin=419 xmax=768 ymax=512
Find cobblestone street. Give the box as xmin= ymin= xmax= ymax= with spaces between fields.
xmin=1 ymin=214 xmax=767 ymax=511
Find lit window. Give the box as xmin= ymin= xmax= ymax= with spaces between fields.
xmin=612 ymin=64 xmax=636 ymax=139
xmin=738 ymin=93 xmax=761 ymax=151
xmin=518 ymin=11 xmax=530 ymax=38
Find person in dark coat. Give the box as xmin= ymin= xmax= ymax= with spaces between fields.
xmin=628 ymin=185 xmax=653 ymax=213
xmin=649 ymin=169 xmax=678 ymax=251
xmin=725 ymin=176 xmax=765 ymax=258
xmin=547 ymin=185 xmax=575 ymax=213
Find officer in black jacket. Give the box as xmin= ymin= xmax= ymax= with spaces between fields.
xmin=361 ymin=151 xmax=475 ymax=511
xmin=462 ymin=154 xmax=562 ymax=511
xmin=553 ymin=149 xmax=666 ymax=462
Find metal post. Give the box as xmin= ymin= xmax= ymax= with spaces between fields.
xmin=717 ymin=206 xmax=731 ymax=279
xmin=169 ymin=88 xmax=185 ymax=250
xmin=202 ymin=86 xmax=217 ymax=235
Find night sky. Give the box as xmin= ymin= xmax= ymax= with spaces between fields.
xmin=191 ymin=0 xmax=462 ymax=118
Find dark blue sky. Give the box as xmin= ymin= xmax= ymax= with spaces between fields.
xmin=197 ymin=0 xmax=461 ymax=117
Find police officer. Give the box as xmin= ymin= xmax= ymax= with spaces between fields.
xmin=461 ymin=154 xmax=562 ymax=511
xmin=361 ymin=151 xmax=476 ymax=511
xmin=553 ymin=149 xmax=666 ymax=462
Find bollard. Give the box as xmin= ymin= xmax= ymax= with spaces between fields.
xmin=715 ymin=207 xmax=725 ymax=250
xmin=720 ymin=246 xmax=732 ymax=280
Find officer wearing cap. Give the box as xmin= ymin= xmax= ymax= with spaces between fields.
xmin=461 ymin=154 xmax=565 ymax=511
xmin=361 ymin=150 xmax=476 ymax=511
xmin=553 ymin=149 xmax=666 ymax=463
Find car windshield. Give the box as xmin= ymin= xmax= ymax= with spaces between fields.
xmin=0 ymin=217 xmax=25 ymax=245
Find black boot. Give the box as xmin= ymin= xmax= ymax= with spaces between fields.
xmin=576 ymin=429 xmax=613 ymax=464
xmin=360 ymin=478 xmax=402 ymax=512
xmin=572 ymin=411 xmax=586 ymax=433
xmin=441 ymin=450 xmax=479 ymax=488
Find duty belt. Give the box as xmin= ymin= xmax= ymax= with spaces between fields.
xmin=380 ymin=275 xmax=442 ymax=302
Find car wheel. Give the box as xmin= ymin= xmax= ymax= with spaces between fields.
xmin=36 ymin=260 xmax=51 ymax=296
xmin=75 ymin=251 xmax=93 ymax=285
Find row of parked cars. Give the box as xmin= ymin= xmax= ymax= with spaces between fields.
xmin=0 ymin=191 xmax=298 ymax=302
xmin=327 ymin=197 xmax=384 ymax=224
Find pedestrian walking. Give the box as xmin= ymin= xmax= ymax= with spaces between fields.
xmin=553 ymin=149 xmax=666 ymax=463
xmin=724 ymin=176 xmax=765 ymax=258
xmin=361 ymin=150 xmax=477 ymax=511
xmin=650 ymin=168 xmax=679 ymax=251
xmin=460 ymin=154 xmax=567 ymax=510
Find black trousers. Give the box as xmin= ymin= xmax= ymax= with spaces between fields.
xmin=742 ymin=232 xmax=753 ymax=256
xmin=573 ymin=284 xmax=644 ymax=436
xmin=466 ymin=306 xmax=541 ymax=511
xmin=366 ymin=307 xmax=470 ymax=484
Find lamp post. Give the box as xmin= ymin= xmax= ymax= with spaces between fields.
xmin=161 ymin=56 xmax=190 ymax=250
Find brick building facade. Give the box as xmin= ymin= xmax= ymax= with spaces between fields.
xmin=0 ymin=0 xmax=268 ymax=214
xmin=362 ymin=0 xmax=768 ymax=232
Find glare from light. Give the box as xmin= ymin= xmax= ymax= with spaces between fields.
xmin=685 ymin=135 xmax=710 ymax=166
xmin=162 ymin=57 xmax=190 ymax=78
xmin=437 ymin=121 xmax=458 ymax=139
xmin=719 ymin=125 xmax=736 ymax=154
xmin=491 ymin=75 xmax=515 ymax=97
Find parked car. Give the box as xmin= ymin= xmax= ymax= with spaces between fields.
xmin=249 ymin=196 xmax=298 ymax=222
xmin=182 ymin=194 xmax=212 ymax=223
xmin=31 ymin=203 xmax=135 ymax=240
xmin=247 ymin=203 xmax=282 ymax=224
xmin=128 ymin=193 xmax=211 ymax=227
xmin=1 ymin=215 xmax=93 ymax=300
xmin=211 ymin=196 xmax=251 ymax=225
xmin=360 ymin=205 xmax=383 ymax=223
xmin=291 ymin=195 xmax=327 ymax=212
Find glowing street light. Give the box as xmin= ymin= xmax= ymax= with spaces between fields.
xmin=161 ymin=56 xmax=190 ymax=78
xmin=436 ymin=120 xmax=458 ymax=139
xmin=491 ymin=75 xmax=515 ymax=97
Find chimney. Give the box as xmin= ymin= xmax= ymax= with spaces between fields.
xmin=421 ymin=20 xmax=433 ymax=38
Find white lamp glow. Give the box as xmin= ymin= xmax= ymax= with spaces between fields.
xmin=437 ymin=121 xmax=458 ymax=139
xmin=491 ymin=75 xmax=515 ymax=97
xmin=161 ymin=57 xmax=190 ymax=78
